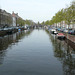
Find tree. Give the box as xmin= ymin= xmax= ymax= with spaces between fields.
xmin=45 ymin=20 xmax=50 ymax=25
xmin=17 ymin=18 xmax=25 ymax=26
xmin=41 ymin=0 xmax=75 ymax=29
xmin=41 ymin=21 xmax=45 ymax=25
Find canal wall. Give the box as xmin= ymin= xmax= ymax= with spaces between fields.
xmin=47 ymin=29 xmax=75 ymax=50
xmin=0 ymin=27 xmax=26 ymax=37
xmin=64 ymin=34 xmax=75 ymax=43
xmin=64 ymin=34 xmax=75 ymax=50
xmin=0 ymin=30 xmax=7 ymax=36
xmin=65 ymin=38 xmax=75 ymax=50
xmin=57 ymin=31 xmax=75 ymax=45
xmin=0 ymin=29 xmax=18 ymax=36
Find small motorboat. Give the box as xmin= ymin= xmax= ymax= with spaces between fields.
xmin=54 ymin=31 xmax=58 ymax=35
xmin=57 ymin=33 xmax=65 ymax=39
xmin=51 ymin=29 xmax=56 ymax=34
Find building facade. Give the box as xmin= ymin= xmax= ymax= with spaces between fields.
xmin=12 ymin=12 xmax=20 ymax=27
xmin=0 ymin=9 xmax=21 ymax=28
xmin=12 ymin=12 xmax=16 ymax=27
xmin=0 ymin=9 xmax=13 ymax=28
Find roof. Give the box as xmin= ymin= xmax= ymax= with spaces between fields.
xmin=12 ymin=12 xmax=16 ymax=17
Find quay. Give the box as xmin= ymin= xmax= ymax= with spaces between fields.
xmin=46 ymin=26 xmax=75 ymax=48
xmin=0 ymin=25 xmax=43 ymax=37
xmin=57 ymin=33 xmax=75 ymax=47
xmin=0 ymin=28 xmax=18 ymax=36
xmin=64 ymin=33 xmax=75 ymax=43
xmin=0 ymin=26 xmax=26 ymax=36
xmin=64 ymin=34 xmax=75 ymax=50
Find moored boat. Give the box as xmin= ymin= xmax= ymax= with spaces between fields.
xmin=54 ymin=31 xmax=58 ymax=35
xmin=51 ymin=29 xmax=56 ymax=34
xmin=57 ymin=33 xmax=65 ymax=39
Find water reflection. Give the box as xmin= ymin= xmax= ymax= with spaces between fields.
xmin=46 ymin=30 xmax=75 ymax=75
xmin=0 ymin=30 xmax=33 ymax=65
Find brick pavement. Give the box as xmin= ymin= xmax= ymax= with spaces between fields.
xmin=64 ymin=33 xmax=75 ymax=43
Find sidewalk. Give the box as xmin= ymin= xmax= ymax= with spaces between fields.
xmin=64 ymin=33 xmax=75 ymax=43
xmin=57 ymin=30 xmax=75 ymax=43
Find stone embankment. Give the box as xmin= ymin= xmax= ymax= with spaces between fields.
xmin=64 ymin=33 xmax=75 ymax=43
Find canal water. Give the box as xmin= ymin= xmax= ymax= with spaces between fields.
xmin=0 ymin=29 xmax=75 ymax=75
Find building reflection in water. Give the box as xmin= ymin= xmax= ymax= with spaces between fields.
xmin=46 ymin=30 xmax=75 ymax=75
xmin=0 ymin=30 xmax=33 ymax=65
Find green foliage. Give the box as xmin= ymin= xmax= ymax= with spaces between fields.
xmin=25 ymin=19 xmax=35 ymax=25
xmin=42 ymin=0 xmax=75 ymax=26
xmin=45 ymin=20 xmax=50 ymax=25
xmin=25 ymin=19 xmax=31 ymax=25
xmin=41 ymin=21 xmax=45 ymax=25
xmin=17 ymin=18 xmax=25 ymax=26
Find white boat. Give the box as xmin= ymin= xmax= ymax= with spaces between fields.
xmin=54 ymin=31 xmax=58 ymax=34
xmin=51 ymin=29 xmax=57 ymax=34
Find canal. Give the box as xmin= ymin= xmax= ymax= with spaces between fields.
xmin=0 ymin=29 xmax=75 ymax=75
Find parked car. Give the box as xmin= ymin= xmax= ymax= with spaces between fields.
xmin=68 ymin=30 xmax=75 ymax=35
xmin=57 ymin=28 xmax=61 ymax=31
xmin=60 ymin=29 xmax=65 ymax=32
xmin=63 ymin=29 xmax=68 ymax=33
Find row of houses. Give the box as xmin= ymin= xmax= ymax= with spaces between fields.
xmin=0 ymin=9 xmax=20 ymax=28
xmin=53 ymin=21 xmax=75 ymax=29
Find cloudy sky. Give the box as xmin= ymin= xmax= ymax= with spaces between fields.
xmin=0 ymin=0 xmax=73 ymax=23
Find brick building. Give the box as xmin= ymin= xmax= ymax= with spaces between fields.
xmin=12 ymin=11 xmax=19 ymax=27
